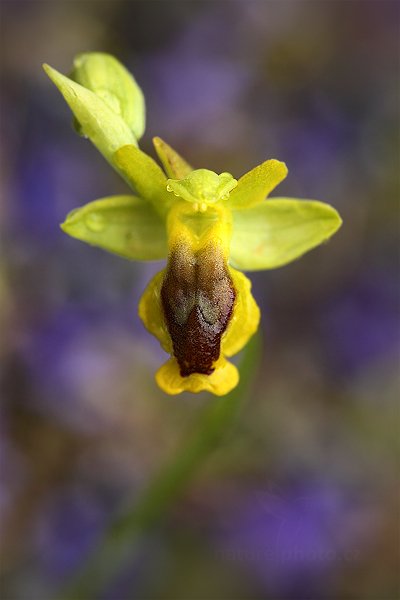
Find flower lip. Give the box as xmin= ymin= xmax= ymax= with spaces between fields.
xmin=166 ymin=169 xmax=237 ymax=207
xmin=160 ymin=241 xmax=236 ymax=377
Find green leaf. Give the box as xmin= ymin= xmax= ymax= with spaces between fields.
xmin=61 ymin=195 xmax=167 ymax=261
xmin=43 ymin=64 xmax=137 ymax=165
xmin=70 ymin=52 xmax=146 ymax=141
xmin=230 ymin=198 xmax=342 ymax=270
xmin=113 ymin=145 xmax=171 ymax=213
xmin=153 ymin=136 xmax=193 ymax=178
xmin=228 ymin=159 xmax=288 ymax=210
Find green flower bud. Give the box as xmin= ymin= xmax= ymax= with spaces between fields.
xmin=71 ymin=52 xmax=146 ymax=141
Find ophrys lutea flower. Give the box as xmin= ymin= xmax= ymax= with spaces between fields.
xmin=44 ymin=53 xmax=342 ymax=395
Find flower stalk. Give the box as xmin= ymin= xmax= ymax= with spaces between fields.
xmin=59 ymin=333 xmax=261 ymax=600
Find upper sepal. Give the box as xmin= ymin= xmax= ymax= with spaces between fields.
xmin=113 ymin=145 xmax=171 ymax=214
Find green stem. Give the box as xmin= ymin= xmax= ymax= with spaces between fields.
xmin=59 ymin=333 xmax=261 ymax=599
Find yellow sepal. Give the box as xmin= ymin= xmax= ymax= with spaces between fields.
xmin=156 ymin=356 xmax=239 ymax=396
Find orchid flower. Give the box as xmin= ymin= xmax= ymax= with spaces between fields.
xmin=44 ymin=53 xmax=342 ymax=395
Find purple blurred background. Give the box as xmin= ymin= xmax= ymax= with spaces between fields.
xmin=1 ymin=1 xmax=399 ymax=599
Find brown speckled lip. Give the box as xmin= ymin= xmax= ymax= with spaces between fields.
xmin=161 ymin=242 xmax=235 ymax=377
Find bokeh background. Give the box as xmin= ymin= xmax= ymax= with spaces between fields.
xmin=1 ymin=1 xmax=399 ymax=599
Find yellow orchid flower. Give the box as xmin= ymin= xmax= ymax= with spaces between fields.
xmin=44 ymin=53 xmax=342 ymax=396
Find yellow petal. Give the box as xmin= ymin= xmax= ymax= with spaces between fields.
xmin=138 ymin=269 xmax=172 ymax=353
xmin=228 ymin=159 xmax=288 ymax=210
xmin=222 ymin=268 xmax=261 ymax=356
xmin=156 ymin=356 xmax=239 ymax=396
xmin=153 ymin=137 xmax=192 ymax=179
